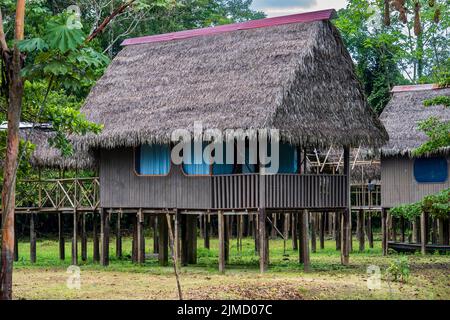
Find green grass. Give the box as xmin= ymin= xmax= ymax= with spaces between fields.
xmin=11 ymin=236 xmax=450 ymax=300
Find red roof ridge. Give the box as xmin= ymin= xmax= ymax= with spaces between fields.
xmin=121 ymin=9 xmax=337 ymax=46
xmin=391 ymin=84 xmax=443 ymax=93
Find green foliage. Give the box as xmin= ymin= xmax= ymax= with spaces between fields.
xmin=414 ymin=116 xmax=450 ymax=156
xmin=390 ymin=188 xmax=450 ymax=220
xmin=386 ymin=256 xmax=410 ymax=283
xmin=423 ymin=95 xmax=450 ymax=108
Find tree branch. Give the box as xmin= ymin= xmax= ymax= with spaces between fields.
xmin=0 ymin=8 xmax=9 ymax=52
xmin=15 ymin=0 xmax=26 ymax=41
xmin=85 ymin=0 xmax=137 ymax=43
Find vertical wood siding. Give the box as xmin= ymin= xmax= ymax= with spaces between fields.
xmin=381 ymin=156 xmax=450 ymax=208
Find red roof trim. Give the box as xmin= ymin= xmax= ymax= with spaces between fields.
xmin=391 ymin=84 xmax=441 ymax=93
xmin=121 ymin=9 xmax=337 ymax=46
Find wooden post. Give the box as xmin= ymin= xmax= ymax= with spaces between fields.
xmin=291 ymin=213 xmax=298 ymax=251
xmin=204 ymin=213 xmax=210 ymax=249
xmin=14 ymin=220 xmax=19 ymax=262
xmin=357 ymin=210 xmax=365 ymax=252
xmin=335 ymin=212 xmax=341 ymax=251
xmin=367 ymin=212 xmax=373 ymax=249
xmin=100 ymin=209 xmax=110 ymax=266
xmin=185 ymin=215 xmax=197 ymax=264
xmin=93 ymin=213 xmax=99 ymax=263
xmin=153 ymin=216 xmax=159 ymax=254
xmin=442 ymin=218 xmax=449 ymax=245
xmin=58 ymin=213 xmax=65 ymax=260
xmin=72 ymin=210 xmax=78 ymax=265
xmin=432 ymin=218 xmax=438 ymax=245
xmin=30 ymin=213 xmax=36 ymax=264
xmin=81 ymin=213 xmax=87 ymax=262
xmin=218 ymin=211 xmax=225 ymax=273
xmin=174 ymin=210 xmax=181 ymax=265
xmin=137 ymin=209 xmax=145 ymax=264
xmin=224 ymin=215 xmax=229 ymax=263
xmin=259 ymin=208 xmax=268 ymax=273
xmin=413 ymin=217 xmax=421 ymax=243
xmin=319 ymin=212 xmax=325 ymax=250
xmin=300 ymin=209 xmax=310 ymax=271
xmin=116 ymin=211 xmax=122 ymax=259
xmin=158 ymin=214 xmax=169 ymax=266
xmin=381 ymin=209 xmax=388 ymax=255
xmin=420 ymin=211 xmax=427 ymax=255
xmin=340 ymin=210 xmax=350 ymax=265
xmin=310 ymin=213 xmax=316 ymax=253
xmin=132 ymin=214 xmax=137 ymax=263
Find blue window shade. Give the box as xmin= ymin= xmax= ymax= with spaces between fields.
xmin=264 ymin=142 xmax=298 ymax=174
xmin=136 ymin=144 xmax=170 ymax=175
xmin=414 ymin=157 xmax=448 ymax=183
xmin=212 ymin=144 xmax=234 ymax=175
xmin=183 ymin=142 xmax=210 ymax=175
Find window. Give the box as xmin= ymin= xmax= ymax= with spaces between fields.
xmin=414 ymin=157 xmax=448 ymax=183
xmin=135 ymin=144 xmax=171 ymax=175
xmin=183 ymin=142 xmax=210 ymax=175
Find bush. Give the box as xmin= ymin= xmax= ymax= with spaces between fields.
xmin=386 ymin=256 xmax=410 ymax=283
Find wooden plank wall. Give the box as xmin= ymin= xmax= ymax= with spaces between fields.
xmin=381 ymin=156 xmax=450 ymax=208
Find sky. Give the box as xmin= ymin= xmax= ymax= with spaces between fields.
xmin=251 ymin=0 xmax=348 ymax=17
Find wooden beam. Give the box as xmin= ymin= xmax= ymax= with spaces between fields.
xmin=93 ymin=213 xmax=99 ymax=263
xmin=420 ymin=211 xmax=427 ymax=255
xmin=174 ymin=210 xmax=181 ymax=265
xmin=153 ymin=216 xmax=159 ymax=254
xmin=367 ymin=212 xmax=373 ymax=249
xmin=341 ymin=146 xmax=351 ymax=265
xmin=81 ymin=213 xmax=87 ymax=262
xmin=72 ymin=210 xmax=78 ymax=265
xmin=158 ymin=214 xmax=169 ymax=266
xmin=259 ymin=208 xmax=268 ymax=273
xmin=381 ymin=209 xmax=388 ymax=255
xmin=357 ymin=210 xmax=365 ymax=252
xmin=218 ymin=210 xmax=225 ymax=273
xmin=30 ymin=213 xmax=36 ymax=264
xmin=319 ymin=212 xmax=325 ymax=250
xmin=58 ymin=213 xmax=65 ymax=260
xmin=116 ymin=211 xmax=122 ymax=259
xmin=137 ymin=209 xmax=145 ymax=264
xmin=100 ymin=209 xmax=110 ymax=266
xmin=291 ymin=213 xmax=298 ymax=251
xmin=310 ymin=213 xmax=316 ymax=253
xmin=301 ymin=209 xmax=310 ymax=271
xmin=204 ymin=213 xmax=210 ymax=249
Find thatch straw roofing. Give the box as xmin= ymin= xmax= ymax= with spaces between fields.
xmin=75 ymin=10 xmax=387 ymax=151
xmin=380 ymin=85 xmax=450 ymax=157
xmin=21 ymin=128 xmax=96 ymax=170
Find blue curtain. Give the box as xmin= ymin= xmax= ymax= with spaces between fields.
xmin=183 ymin=142 xmax=210 ymax=175
xmin=414 ymin=157 xmax=448 ymax=183
xmin=136 ymin=144 xmax=170 ymax=175
xmin=263 ymin=142 xmax=298 ymax=174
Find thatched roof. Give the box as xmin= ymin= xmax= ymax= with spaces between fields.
xmin=75 ymin=10 xmax=387 ymax=150
xmin=21 ymin=128 xmax=96 ymax=170
xmin=380 ymin=85 xmax=450 ymax=157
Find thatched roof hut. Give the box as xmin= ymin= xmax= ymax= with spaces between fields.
xmin=75 ymin=9 xmax=387 ymax=151
xmin=380 ymin=84 xmax=450 ymax=157
xmin=11 ymin=125 xmax=96 ymax=170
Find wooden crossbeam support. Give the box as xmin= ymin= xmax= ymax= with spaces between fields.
xmin=30 ymin=213 xmax=36 ymax=264
xmin=158 ymin=214 xmax=169 ymax=266
xmin=58 ymin=213 xmax=65 ymax=260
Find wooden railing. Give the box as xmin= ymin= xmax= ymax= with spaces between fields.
xmin=212 ymin=174 xmax=348 ymax=210
xmin=351 ymin=183 xmax=381 ymax=208
xmin=14 ymin=178 xmax=100 ymax=210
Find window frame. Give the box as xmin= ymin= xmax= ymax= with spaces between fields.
xmin=133 ymin=144 xmax=172 ymax=177
xmin=413 ymin=157 xmax=448 ymax=184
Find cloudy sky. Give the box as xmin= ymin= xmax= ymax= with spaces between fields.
xmin=251 ymin=0 xmax=348 ymax=17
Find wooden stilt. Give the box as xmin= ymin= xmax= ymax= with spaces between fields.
xmin=432 ymin=218 xmax=438 ymax=245
xmin=442 ymin=218 xmax=449 ymax=245
xmin=181 ymin=214 xmax=187 ymax=266
xmin=137 ymin=209 xmax=145 ymax=264
xmin=93 ymin=213 xmax=99 ymax=263
xmin=186 ymin=215 xmax=197 ymax=264
xmin=116 ymin=211 xmax=122 ymax=259
xmin=400 ymin=216 xmax=405 ymax=243
xmin=349 ymin=210 xmax=353 ymax=252
xmin=58 ymin=213 xmax=65 ymax=260
xmin=300 ymin=209 xmax=310 ymax=271
xmin=413 ymin=217 xmax=420 ymax=243
xmin=367 ymin=212 xmax=373 ymax=249
xmin=335 ymin=212 xmax=341 ymax=251
xmin=132 ymin=214 xmax=137 ymax=263
xmin=174 ymin=210 xmax=181 ymax=265
xmin=204 ymin=213 xmax=210 ymax=249
xmin=254 ymin=213 xmax=259 ymax=254
xmin=153 ymin=216 xmax=159 ymax=254
xmin=100 ymin=209 xmax=110 ymax=266
xmin=81 ymin=213 xmax=87 ymax=262
xmin=299 ymin=212 xmax=305 ymax=263
xmin=271 ymin=213 xmax=277 ymax=239
xmin=259 ymin=208 xmax=268 ymax=273
xmin=319 ymin=212 xmax=325 ymax=250
xmin=381 ymin=209 xmax=388 ymax=255
xmin=357 ymin=210 xmax=365 ymax=252
xmin=158 ymin=214 xmax=169 ymax=266
xmin=30 ymin=213 xmax=36 ymax=264
xmin=340 ymin=210 xmax=350 ymax=265
xmin=291 ymin=213 xmax=298 ymax=251
xmin=310 ymin=213 xmax=316 ymax=253
xmin=218 ymin=211 xmax=225 ymax=273
xmin=420 ymin=211 xmax=427 ymax=255
xmin=72 ymin=210 xmax=78 ymax=265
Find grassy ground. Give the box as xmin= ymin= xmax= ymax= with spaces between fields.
xmin=12 ymin=236 xmax=450 ymax=300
